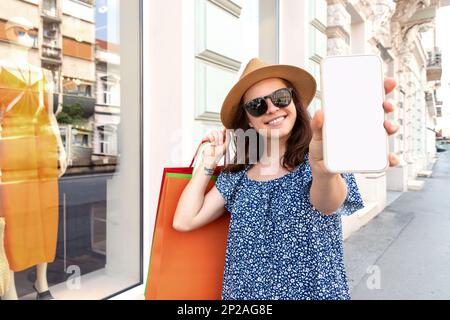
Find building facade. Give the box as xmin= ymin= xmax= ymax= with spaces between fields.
xmin=323 ymin=0 xmax=444 ymax=237
xmin=0 ymin=0 xmax=447 ymax=300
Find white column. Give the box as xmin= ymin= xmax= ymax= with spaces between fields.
xmin=278 ymin=0 xmax=308 ymax=67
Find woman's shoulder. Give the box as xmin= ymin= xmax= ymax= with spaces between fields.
xmin=291 ymin=152 xmax=313 ymax=185
xmin=217 ymin=165 xmax=249 ymax=181
xmin=216 ymin=165 xmax=248 ymax=206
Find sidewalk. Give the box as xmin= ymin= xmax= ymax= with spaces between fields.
xmin=344 ymin=151 xmax=450 ymax=300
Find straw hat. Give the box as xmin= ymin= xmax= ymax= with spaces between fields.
xmin=220 ymin=58 xmax=317 ymax=129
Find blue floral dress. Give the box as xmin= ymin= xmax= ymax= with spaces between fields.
xmin=215 ymin=153 xmax=364 ymax=300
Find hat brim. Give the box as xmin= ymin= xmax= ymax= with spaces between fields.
xmin=220 ymin=65 xmax=317 ymax=129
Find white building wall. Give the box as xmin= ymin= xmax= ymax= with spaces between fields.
xmin=279 ymin=0 xmax=309 ymax=67
xmin=0 ymin=0 xmax=40 ymax=28
xmin=62 ymin=55 xmax=95 ymax=81
xmin=62 ymin=0 xmax=95 ymax=23
xmin=279 ymin=0 xmax=327 ymax=114
xmin=61 ymin=15 xmax=95 ymax=44
xmin=0 ymin=43 xmax=41 ymax=66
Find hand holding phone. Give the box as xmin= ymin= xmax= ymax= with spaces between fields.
xmin=320 ymin=55 xmax=390 ymax=173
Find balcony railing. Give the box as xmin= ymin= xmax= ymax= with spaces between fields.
xmin=427 ymin=48 xmax=442 ymax=81
xmin=43 ymin=37 xmax=60 ymax=48
xmin=42 ymin=45 xmax=62 ymax=61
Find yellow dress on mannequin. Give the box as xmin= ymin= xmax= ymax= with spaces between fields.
xmin=0 ymin=65 xmax=59 ymax=272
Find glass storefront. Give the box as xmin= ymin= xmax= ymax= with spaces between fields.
xmin=0 ymin=0 xmax=142 ymax=299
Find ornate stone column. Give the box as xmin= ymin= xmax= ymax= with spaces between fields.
xmin=366 ymin=0 xmax=396 ymax=46
xmin=326 ymin=0 xmax=351 ymax=55
xmin=388 ymin=0 xmax=438 ymax=190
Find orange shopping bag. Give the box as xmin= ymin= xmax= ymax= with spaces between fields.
xmin=145 ymin=141 xmax=230 ymax=300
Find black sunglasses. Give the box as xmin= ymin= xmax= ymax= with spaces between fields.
xmin=243 ymin=87 xmax=294 ymax=117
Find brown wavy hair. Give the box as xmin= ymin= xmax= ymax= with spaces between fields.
xmin=223 ymin=79 xmax=313 ymax=173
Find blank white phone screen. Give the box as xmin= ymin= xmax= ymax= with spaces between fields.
xmin=321 ymin=55 xmax=388 ymax=173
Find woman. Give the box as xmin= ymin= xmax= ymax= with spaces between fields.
xmin=173 ymin=58 xmax=399 ymax=300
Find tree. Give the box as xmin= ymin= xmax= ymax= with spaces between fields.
xmin=56 ymin=103 xmax=84 ymax=125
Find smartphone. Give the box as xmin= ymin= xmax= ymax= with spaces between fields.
xmin=320 ymin=54 xmax=388 ymax=173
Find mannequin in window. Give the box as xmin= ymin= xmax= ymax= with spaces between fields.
xmin=0 ymin=17 xmax=67 ymax=300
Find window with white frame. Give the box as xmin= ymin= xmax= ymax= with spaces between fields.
xmin=308 ymin=0 xmax=327 ymax=115
xmin=194 ymin=0 xmax=277 ymax=122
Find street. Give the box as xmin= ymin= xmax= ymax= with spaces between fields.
xmin=345 ymin=150 xmax=450 ymax=299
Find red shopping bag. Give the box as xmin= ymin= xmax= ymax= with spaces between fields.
xmin=145 ymin=141 xmax=230 ymax=300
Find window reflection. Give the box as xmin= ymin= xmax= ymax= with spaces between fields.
xmin=0 ymin=0 xmax=138 ymax=300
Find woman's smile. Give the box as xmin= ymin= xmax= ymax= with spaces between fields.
xmin=264 ymin=114 xmax=287 ymax=127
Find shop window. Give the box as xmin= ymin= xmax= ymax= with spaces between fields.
xmin=0 ymin=0 xmax=141 ymax=300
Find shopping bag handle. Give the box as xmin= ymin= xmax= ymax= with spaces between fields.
xmin=189 ymin=139 xmax=210 ymax=168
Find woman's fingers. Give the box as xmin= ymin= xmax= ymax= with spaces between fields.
xmin=389 ymin=153 xmax=399 ymax=167
xmin=219 ymin=130 xmax=225 ymax=146
xmin=310 ymin=109 xmax=324 ymax=142
xmin=207 ymin=132 xmax=215 ymax=144
xmin=205 ymin=129 xmax=228 ymax=149
xmin=213 ymin=130 xmax=220 ymax=146
xmin=223 ymin=129 xmax=230 ymax=147
xmin=384 ymin=77 xmax=397 ymax=95
xmin=384 ymin=120 xmax=399 ymax=135
xmin=214 ymin=131 xmax=220 ymax=144
xmin=383 ymin=100 xmax=395 ymax=114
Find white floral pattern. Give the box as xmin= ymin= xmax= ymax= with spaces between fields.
xmin=216 ymin=153 xmax=364 ymax=300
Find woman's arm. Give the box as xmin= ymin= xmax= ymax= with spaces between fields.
xmin=308 ymin=109 xmax=348 ymax=216
xmin=309 ymin=167 xmax=347 ymax=216
xmin=307 ymin=78 xmax=400 ymax=216
xmin=172 ymin=129 xmax=230 ymax=232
